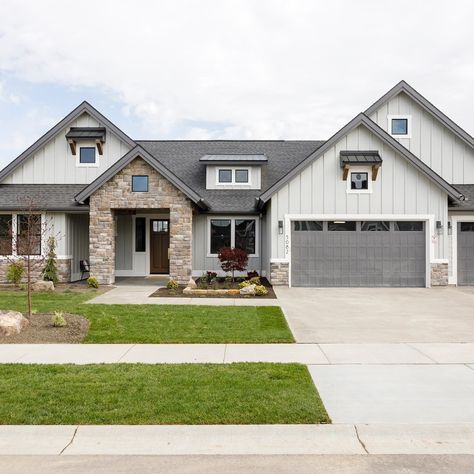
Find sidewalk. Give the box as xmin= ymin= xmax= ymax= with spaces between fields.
xmin=1 ymin=342 xmax=474 ymax=364
xmin=1 ymin=424 xmax=474 ymax=455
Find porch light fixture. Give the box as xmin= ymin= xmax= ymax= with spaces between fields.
xmin=448 ymin=221 xmax=452 ymax=235
xmin=436 ymin=220 xmax=443 ymax=234
xmin=278 ymin=220 xmax=284 ymax=234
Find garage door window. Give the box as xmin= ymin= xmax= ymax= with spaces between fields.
xmin=328 ymin=221 xmax=356 ymax=231
xmin=361 ymin=221 xmax=390 ymax=231
xmin=460 ymin=222 xmax=474 ymax=232
xmin=394 ymin=221 xmax=424 ymax=231
xmin=294 ymin=221 xmax=323 ymax=231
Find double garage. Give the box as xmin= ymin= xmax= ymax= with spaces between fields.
xmin=290 ymin=220 xmax=474 ymax=288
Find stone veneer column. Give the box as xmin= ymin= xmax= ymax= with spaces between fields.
xmin=169 ymin=203 xmax=193 ymax=284
xmin=430 ymin=262 xmax=449 ymax=286
xmin=270 ymin=261 xmax=289 ymax=286
xmin=89 ymin=202 xmax=115 ymax=285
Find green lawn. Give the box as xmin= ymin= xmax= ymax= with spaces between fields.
xmin=0 ymin=363 xmax=329 ymax=424
xmin=0 ymin=290 xmax=294 ymax=343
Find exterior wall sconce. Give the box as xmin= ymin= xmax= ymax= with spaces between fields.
xmin=436 ymin=220 xmax=443 ymax=234
xmin=278 ymin=220 xmax=284 ymax=235
xmin=448 ymin=221 xmax=452 ymax=235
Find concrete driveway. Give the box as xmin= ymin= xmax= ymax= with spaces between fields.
xmin=275 ymin=286 xmax=474 ymax=343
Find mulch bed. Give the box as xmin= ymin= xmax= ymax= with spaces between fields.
xmin=0 ymin=313 xmax=90 ymax=344
xmin=150 ymin=277 xmax=277 ymax=299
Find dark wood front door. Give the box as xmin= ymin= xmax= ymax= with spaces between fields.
xmin=150 ymin=219 xmax=170 ymax=274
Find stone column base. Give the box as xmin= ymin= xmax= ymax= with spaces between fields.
xmin=431 ymin=262 xmax=448 ymax=286
xmin=270 ymin=261 xmax=289 ymax=286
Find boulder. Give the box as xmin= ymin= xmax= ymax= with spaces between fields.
xmin=240 ymin=284 xmax=256 ymax=295
xmin=32 ymin=280 xmax=55 ymax=292
xmin=0 ymin=310 xmax=29 ymax=337
xmin=187 ymin=278 xmax=197 ymax=289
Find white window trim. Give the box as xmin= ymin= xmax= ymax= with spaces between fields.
xmin=280 ymin=214 xmax=436 ymax=288
xmin=76 ymin=143 xmax=100 ymax=168
xmin=0 ymin=212 xmax=46 ymax=258
xmin=207 ymin=216 xmax=259 ymax=257
xmin=387 ymin=114 xmax=412 ymax=139
xmin=346 ymin=166 xmax=373 ymax=194
xmin=216 ymin=167 xmax=251 ymax=185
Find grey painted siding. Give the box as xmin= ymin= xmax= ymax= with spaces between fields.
xmin=192 ymin=214 xmax=261 ymax=275
xmin=68 ymin=213 xmax=89 ymax=281
xmin=115 ymin=214 xmax=133 ymax=271
xmin=4 ymin=112 xmax=132 ymax=184
xmin=369 ymin=91 xmax=474 ymax=184
xmin=271 ymin=124 xmax=448 ymax=260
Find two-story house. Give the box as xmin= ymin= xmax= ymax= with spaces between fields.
xmin=0 ymin=81 xmax=473 ymax=287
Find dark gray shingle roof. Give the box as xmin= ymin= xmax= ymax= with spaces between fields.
xmin=137 ymin=140 xmax=325 ymax=212
xmin=449 ymin=185 xmax=474 ymax=210
xmin=65 ymin=127 xmax=106 ymax=140
xmin=0 ymin=185 xmax=88 ymax=211
xmin=340 ymin=150 xmax=382 ymax=166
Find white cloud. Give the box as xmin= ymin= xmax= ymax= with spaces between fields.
xmin=0 ymin=0 xmax=473 ymax=141
xmin=0 ymin=81 xmax=21 ymax=104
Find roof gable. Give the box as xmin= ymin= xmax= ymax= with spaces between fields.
xmin=364 ymin=80 xmax=474 ymax=151
xmin=74 ymin=145 xmax=208 ymax=209
xmin=0 ymin=101 xmax=136 ymax=183
xmin=259 ymin=113 xmax=464 ymax=203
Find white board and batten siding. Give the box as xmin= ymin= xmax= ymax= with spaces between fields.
xmin=369 ymin=91 xmax=474 ymax=184
xmin=3 ymin=112 xmax=132 ymax=185
xmin=270 ymin=124 xmax=449 ymax=264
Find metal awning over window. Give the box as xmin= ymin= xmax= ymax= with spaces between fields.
xmin=66 ymin=127 xmax=106 ymax=155
xmin=340 ymin=151 xmax=382 ymax=181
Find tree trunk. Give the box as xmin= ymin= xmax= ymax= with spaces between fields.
xmin=27 ymin=255 xmax=32 ymax=319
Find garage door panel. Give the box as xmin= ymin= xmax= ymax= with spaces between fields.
xmin=458 ymin=222 xmax=474 ymax=286
xmin=291 ymin=221 xmax=425 ymax=287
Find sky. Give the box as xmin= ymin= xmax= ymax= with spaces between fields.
xmin=0 ymin=0 xmax=473 ymax=169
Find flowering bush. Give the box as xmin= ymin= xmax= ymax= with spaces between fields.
xmin=247 ymin=270 xmax=259 ymax=279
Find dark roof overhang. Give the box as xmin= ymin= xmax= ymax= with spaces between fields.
xmin=65 ymin=127 xmax=106 ymax=141
xmin=199 ymin=154 xmax=268 ymax=165
xmin=340 ymin=150 xmax=382 ymax=166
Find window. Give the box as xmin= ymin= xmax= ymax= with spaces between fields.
xmin=135 ymin=217 xmax=146 ymax=252
xmin=351 ymin=172 xmax=368 ymax=190
xmin=218 ymin=169 xmax=232 ymax=183
xmin=235 ymin=169 xmax=249 ymax=183
xmin=17 ymin=214 xmax=41 ymax=256
xmin=235 ymin=219 xmax=255 ymax=254
xmin=394 ymin=221 xmax=424 ymax=231
xmin=460 ymin=222 xmax=474 ymax=232
xmin=361 ymin=221 xmax=390 ymax=231
xmin=388 ymin=115 xmax=411 ymax=138
xmin=210 ymin=219 xmax=231 ymax=254
xmin=79 ymin=147 xmax=96 ymax=164
xmin=152 ymin=220 xmax=168 ymax=233
xmin=0 ymin=214 xmax=12 ymax=255
xmin=217 ymin=168 xmax=251 ymax=185
xmin=391 ymin=118 xmax=408 ymax=135
xmin=132 ymin=175 xmax=148 ymax=192
xmin=209 ymin=217 xmax=258 ymax=255
xmin=293 ymin=221 xmax=323 ymax=231
xmin=328 ymin=221 xmax=356 ymax=231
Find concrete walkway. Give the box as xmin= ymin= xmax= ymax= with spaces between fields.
xmin=2 ymin=342 xmax=474 ymax=365
xmin=88 ymin=285 xmax=279 ymax=305
xmin=1 ymin=424 xmax=474 ymax=455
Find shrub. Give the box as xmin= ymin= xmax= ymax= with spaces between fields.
xmin=248 ymin=276 xmax=261 ymax=285
xmin=167 ymin=279 xmax=178 ymax=290
xmin=42 ymin=236 xmax=59 ymax=284
xmin=254 ymin=285 xmax=268 ymax=296
xmin=247 ymin=270 xmax=259 ymax=279
xmin=87 ymin=277 xmax=99 ymax=289
xmin=206 ymin=271 xmax=217 ymax=284
xmin=6 ymin=261 xmax=25 ymax=286
xmin=217 ymin=247 xmax=248 ymax=281
xmin=238 ymin=280 xmax=253 ymax=289
xmin=51 ymin=311 xmax=67 ymax=327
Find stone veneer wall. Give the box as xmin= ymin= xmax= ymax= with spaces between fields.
xmin=431 ymin=262 xmax=449 ymax=286
xmin=270 ymin=261 xmax=289 ymax=286
xmin=89 ymin=158 xmax=193 ymax=285
xmin=0 ymin=258 xmax=71 ymax=283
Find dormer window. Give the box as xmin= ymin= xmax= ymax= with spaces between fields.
xmin=388 ymin=115 xmax=411 ymax=138
xmin=217 ymin=168 xmax=250 ymax=185
xmin=235 ymin=169 xmax=249 ymax=183
xmin=218 ymin=169 xmax=232 ymax=183
xmin=79 ymin=147 xmax=96 ymax=164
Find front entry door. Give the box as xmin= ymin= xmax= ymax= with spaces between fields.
xmin=150 ymin=219 xmax=170 ymax=274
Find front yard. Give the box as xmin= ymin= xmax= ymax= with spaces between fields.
xmin=0 ymin=363 xmax=329 ymax=424
xmin=0 ymin=289 xmax=293 ymax=343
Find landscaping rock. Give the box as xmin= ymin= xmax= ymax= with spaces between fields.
xmin=240 ymin=284 xmax=256 ymax=295
xmin=0 ymin=310 xmax=29 ymax=337
xmin=32 ymin=281 xmax=55 ymax=292
xmin=187 ymin=278 xmax=197 ymax=289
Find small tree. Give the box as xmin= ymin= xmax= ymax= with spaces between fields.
xmin=42 ymin=236 xmax=59 ymax=284
xmin=217 ymin=247 xmax=248 ymax=282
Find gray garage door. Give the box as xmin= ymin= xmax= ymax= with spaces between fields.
xmin=291 ymin=221 xmax=426 ymax=287
xmin=458 ymin=222 xmax=474 ymax=286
